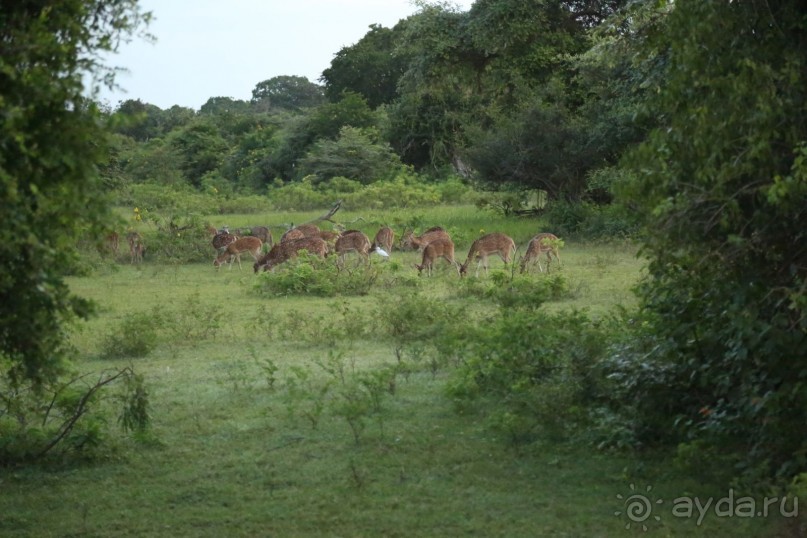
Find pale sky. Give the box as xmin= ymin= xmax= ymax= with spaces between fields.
xmin=97 ymin=0 xmax=475 ymax=111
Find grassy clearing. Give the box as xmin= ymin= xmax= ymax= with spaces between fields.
xmin=0 ymin=207 xmax=791 ymax=536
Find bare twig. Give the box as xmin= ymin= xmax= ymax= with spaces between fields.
xmin=35 ymin=367 xmax=135 ymax=459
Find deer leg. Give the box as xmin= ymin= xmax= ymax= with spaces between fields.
xmin=475 ymin=255 xmax=484 ymax=277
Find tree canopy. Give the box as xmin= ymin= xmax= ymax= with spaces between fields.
xmin=0 ymin=0 xmax=150 ymax=387
xmin=0 ymin=0 xmax=151 ymax=462
xmin=622 ymin=0 xmax=807 ymax=480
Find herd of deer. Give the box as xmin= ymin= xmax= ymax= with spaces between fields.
xmin=207 ymin=223 xmax=561 ymax=276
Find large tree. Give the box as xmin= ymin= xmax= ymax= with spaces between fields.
xmin=0 ymin=0 xmax=150 ymax=461
xmin=251 ymin=75 xmax=325 ymax=112
xmin=261 ymin=92 xmax=378 ymax=183
xmin=321 ymin=23 xmax=409 ymax=108
xmin=623 ymin=0 xmax=807 ymax=481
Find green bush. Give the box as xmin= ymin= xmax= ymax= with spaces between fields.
xmin=215 ymin=194 xmax=272 ymax=214
xmin=457 ymin=272 xmax=571 ymax=309
xmin=0 ymin=365 xmax=146 ymax=464
xmin=101 ymin=311 xmax=161 ymax=359
xmin=255 ymin=254 xmax=379 ymax=297
xmin=142 ymin=223 xmax=213 ymax=264
xmin=543 ymin=200 xmax=638 ymax=239
xmin=446 ymin=310 xmax=611 ymax=444
xmin=267 ymin=178 xmax=330 ymax=211
xmin=267 ymin=170 xmax=475 ymax=212
xmin=121 ymin=183 xmax=219 ymax=215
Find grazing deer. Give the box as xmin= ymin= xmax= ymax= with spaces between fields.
xmin=400 ymin=226 xmax=450 ymax=251
xmin=254 ymin=236 xmax=329 ymax=272
xmin=280 ymin=223 xmax=320 ymax=243
xmin=212 ymin=231 xmax=238 ymax=253
xmin=372 ymin=226 xmax=394 ymax=258
xmin=459 ymin=232 xmax=516 ymax=278
xmin=126 ymin=232 xmax=145 ymax=264
xmin=413 ymin=237 xmax=460 ymax=277
xmin=250 ymin=226 xmax=273 ymax=248
xmin=213 ymin=236 xmax=263 ymax=270
xmin=520 ymin=233 xmax=562 ymax=274
xmin=315 ymin=230 xmax=341 ymax=245
xmin=334 ymin=231 xmax=372 ymax=268
xmin=280 ymin=228 xmax=305 ymax=243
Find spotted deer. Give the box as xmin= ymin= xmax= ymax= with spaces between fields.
xmin=372 ymin=226 xmax=394 ymax=258
xmin=400 ymin=226 xmax=450 ymax=252
xmin=459 ymin=232 xmax=516 ymax=278
xmin=316 ymin=230 xmax=341 ymax=245
xmin=254 ymin=236 xmax=329 ymax=272
xmin=105 ymin=231 xmax=120 ymax=258
xmin=280 ymin=223 xmax=320 ymax=243
xmin=249 ymin=226 xmax=273 ymax=248
xmin=213 ymin=236 xmax=263 ymax=270
xmin=413 ymin=237 xmax=460 ymax=277
xmin=334 ymin=231 xmax=372 ymax=268
xmin=519 ymin=233 xmax=561 ymax=273
xmin=212 ymin=231 xmax=238 ymax=253
xmin=126 ymin=232 xmax=145 ymax=264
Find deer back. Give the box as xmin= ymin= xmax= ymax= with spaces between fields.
xmin=402 ymin=227 xmax=450 ymax=250
xmin=316 ymin=230 xmax=340 ymax=244
xmin=280 ymin=228 xmax=305 ymax=243
xmin=215 ymin=237 xmax=262 ymax=267
xmin=281 ymin=223 xmax=320 ymax=243
xmin=468 ymin=233 xmax=515 ymax=259
xmin=212 ymin=232 xmax=238 ymax=251
xmin=256 ymin=236 xmax=328 ymax=272
xmin=423 ymin=237 xmax=455 ymax=260
xmin=335 ymin=231 xmax=371 ymax=255
xmin=296 ymin=223 xmax=321 ymax=236
xmin=372 ymin=227 xmax=394 ymax=252
xmin=250 ymin=226 xmax=272 ymax=246
xmin=525 ymin=233 xmax=559 ymax=256
xmin=227 ymin=236 xmax=263 ymax=254
xmin=287 ymin=236 xmax=329 ymax=258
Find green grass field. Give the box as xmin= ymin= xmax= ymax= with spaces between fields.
xmin=0 ymin=207 xmax=793 ymax=537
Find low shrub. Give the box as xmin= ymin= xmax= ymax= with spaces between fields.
xmin=456 ymin=272 xmax=571 ymax=309
xmin=101 ymin=311 xmax=161 ymax=359
xmin=267 ymin=172 xmax=475 ymax=212
xmin=543 ymin=200 xmax=639 ymax=239
xmin=0 ymin=365 xmax=147 ymax=464
xmin=141 ymin=223 xmax=212 ymax=264
xmin=446 ymin=310 xmax=612 ymax=444
xmin=255 ymin=254 xmax=379 ymax=297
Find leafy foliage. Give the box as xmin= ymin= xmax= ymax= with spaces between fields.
xmin=298 ymin=126 xmax=402 ymax=184
xmin=255 ymin=254 xmax=380 ymax=297
xmin=447 ymin=309 xmax=611 ymax=443
xmin=251 ymin=76 xmax=325 ymax=111
xmin=0 ymin=0 xmax=148 ymax=387
xmin=321 ymin=24 xmax=409 ymax=108
xmin=620 ymin=0 xmax=807 ymax=483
